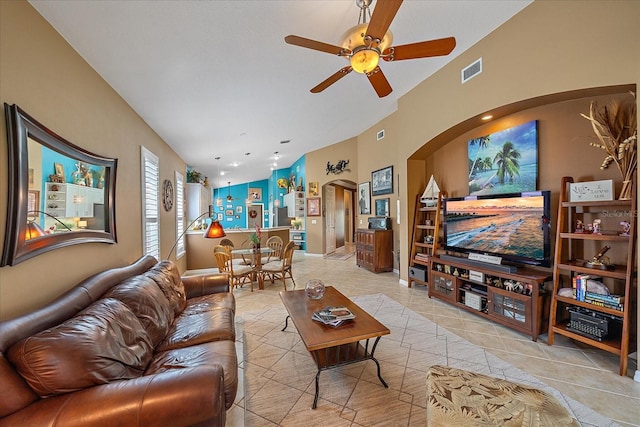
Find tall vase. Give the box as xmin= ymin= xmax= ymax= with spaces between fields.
xmin=619 ymin=179 xmax=633 ymax=200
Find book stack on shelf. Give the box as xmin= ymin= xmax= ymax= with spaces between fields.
xmin=312 ymin=306 xmax=356 ymax=328
xmin=571 ymin=275 xmax=624 ymax=311
xmin=414 ymin=252 xmax=431 ymax=264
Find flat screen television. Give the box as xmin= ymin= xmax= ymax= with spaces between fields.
xmin=443 ymin=191 xmax=551 ymax=267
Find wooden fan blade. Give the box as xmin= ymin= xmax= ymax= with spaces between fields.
xmin=366 ymin=0 xmax=403 ymax=46
xmin=311 ymin=67 xmax=353 ymax=93
xmin=383 ymin=37 xmax=456 ymax=61
xmin=285 ymin=35 xmax=348 ymax=56
xmin=367 ymin=67 xmax=392 ymax=98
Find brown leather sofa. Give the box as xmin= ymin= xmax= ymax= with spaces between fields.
xmin=0 ymin=255 xmax=237 ymax=427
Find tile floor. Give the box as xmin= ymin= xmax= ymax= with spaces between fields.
xmin=206 ymin=246 xmax=639 ymax=426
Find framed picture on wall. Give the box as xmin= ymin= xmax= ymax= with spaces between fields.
xmin=225 ymin=209 xmax=234 ymax=216
xmin=308 ymin=181 xmax=319 ymax=197
xmin=375 ymin=198 xmax=390 ymax=217
xmin=372 ymin=165 xmax=393 ymax=196
xmin=236 ymin=206 xmax=243 ymax=213
xmin=358 ymin=182 xmax=371 ymax=215
xmin=248 ymin=187 xmax=262 ymax=201
xmin=468 ymin=120 xmax=538 ymax=195
xmin=307 ymin=197 xmax=321 ymax=216
xmin=27 ymin=190 xmax=39 ymax=212
xmin=217 ymin=213 xmax=223 ymax=221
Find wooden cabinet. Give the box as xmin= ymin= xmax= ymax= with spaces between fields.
xmin=356 ymin=229 xmax=393 ymax=273
xmin=409 ymin=192 xmax=445 ymax=288
xmin=547 ymin=177 xmax=637 ymax=376
xmin=429 ymin=256 xmax=550 ymax=341
xmin=186 ymin=183 xmax=212 ymax=222
xmin=284 ymin=191 xmax=305 ymax=218
xmin=45 ymin=182 xmax=103 ymax=218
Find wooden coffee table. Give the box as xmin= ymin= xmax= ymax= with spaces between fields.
xmin=279 ymin=286 xmax=390 ymax=409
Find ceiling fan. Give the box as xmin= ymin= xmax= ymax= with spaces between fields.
xmin=285 ymin=0 xmax=456 ymax=98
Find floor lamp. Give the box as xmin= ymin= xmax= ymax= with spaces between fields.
xmin=26 ymin=210 xmax=74 ymax=239
xmin=166 ymin=207 xmax=226 ymax=259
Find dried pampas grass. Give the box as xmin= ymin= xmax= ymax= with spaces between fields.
xmin=581 ymin=92 xmax=637 ymax=199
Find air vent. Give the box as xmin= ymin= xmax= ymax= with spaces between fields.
xmin=461 ymin=58 xmax=482 ymax=83
xmin=376 ymin=129 xmax=385 ymax=141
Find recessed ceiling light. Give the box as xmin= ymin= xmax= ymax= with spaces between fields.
xmin=231 ymin=162 xmax=239 ymax=167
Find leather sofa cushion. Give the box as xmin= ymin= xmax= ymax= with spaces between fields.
xmin=183 ymin=293 xmax=235 ymax=315
xmin=8 ymin=298 xmax=153 ymax=398
xmin=144 ymin=260 xmax=186 ymax=316
xmin=156 ymin=307 xmax=235 ymax=352
xmin=104 ymin=275 xmax=174 ymax=347
xmin=147 ymin=340 xmax=238 ymax=410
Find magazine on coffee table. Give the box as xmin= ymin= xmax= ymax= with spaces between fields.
xmin=312 ymin=306 xmax=356 ymax=327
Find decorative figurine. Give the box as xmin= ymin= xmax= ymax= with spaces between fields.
xmin=592 ymin=219 xmax=602 ymax=234
xmin=575 ymin=220 xmax=584 ymax=233
xmin=620 ymin=221 xmax=631 ymax=236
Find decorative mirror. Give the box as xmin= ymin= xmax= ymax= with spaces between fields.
xmin=2 ymin=104 xmax=117 ymax=266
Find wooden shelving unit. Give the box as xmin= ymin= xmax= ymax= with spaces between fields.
xmin=408 ymin=192 xmax=445 ymax=288
xmin=547 ymin=176 xmax=637 ymax=376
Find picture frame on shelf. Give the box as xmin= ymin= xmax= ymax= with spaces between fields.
xmin=375 ymin=198 xmax=390 ymax=216
xmin=358 ymin=181 xmax=371 ymax=214
xmin=307 ymin=197 xmax=321 ymax=216
xmin=372 ymin=166 xmax=393 ymax=196
xmin=54 ymin=162 xmax=65 ymax=178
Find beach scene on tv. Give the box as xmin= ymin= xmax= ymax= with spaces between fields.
xmin=445 ymin=195 xmax=546 ymax=262
xmin=468 ymin=120 xmax=538 ymax=196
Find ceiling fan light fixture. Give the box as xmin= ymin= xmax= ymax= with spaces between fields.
xmin=350 ymin=48 xmax=379 ymax=74
xmin=340 ymin=23 xmax=392 ymax=74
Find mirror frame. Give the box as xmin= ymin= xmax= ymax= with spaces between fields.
xmin=2 ymin=104 xmax=117 ymax=266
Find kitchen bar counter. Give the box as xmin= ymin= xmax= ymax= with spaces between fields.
xmin=186 ymin=227 xmax=290 ymax=270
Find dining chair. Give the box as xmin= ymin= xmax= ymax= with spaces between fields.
xmin=213 ymin=245 xmax=255 ymax=292
xmin=264 ymin=235 xmax=284 ymax=263
xmin=219 ymin=238 xmax=250 ymax=265
xmin=262 ymin=240 xmax=296 ymax=290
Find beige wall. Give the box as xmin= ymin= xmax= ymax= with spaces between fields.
xmin=0 ymin=1 xmax=187 ymax=319
xmin=304 ymin=137 xmax=358 ymax=254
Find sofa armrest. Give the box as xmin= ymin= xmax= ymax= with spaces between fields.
xmin=0 ymin=367 xmax=227 ymax=427
xmin=182 ymin=273 xmax=230 ymax=299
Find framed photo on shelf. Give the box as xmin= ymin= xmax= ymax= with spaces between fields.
xmin=358 ymin=182 xmax=371 ymax=214
xmin=372 ymin=165 xmax=393 ymax=196
xmin=375 ymin=198 xmax=390 ymax=217
xmin=307 ymin=197 xmax=321 ymax=216
xmin=54 ymin=162 xmax=65 ymax=178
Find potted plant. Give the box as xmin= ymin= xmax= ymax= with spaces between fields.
xmin=186 ymin=168 xmax=203 ymax=184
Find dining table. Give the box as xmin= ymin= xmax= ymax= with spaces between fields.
xmin=230 ymin=246 xmax=273 ymax=290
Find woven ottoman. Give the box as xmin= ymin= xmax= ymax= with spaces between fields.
xmin=426 ymin=365 xmax=579 ymax=426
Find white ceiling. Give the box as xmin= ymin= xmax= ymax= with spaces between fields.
xmin=29 ymin=0 xmax=531 ymax=187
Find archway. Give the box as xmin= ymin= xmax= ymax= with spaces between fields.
xmin=322 ymin=179 xmax=357 ymax=255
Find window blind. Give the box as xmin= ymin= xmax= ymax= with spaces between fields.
xmin=175 ymin=171 xmax=185 ymax=258
xmin=141 ymin=146 xmax=159 ymax=259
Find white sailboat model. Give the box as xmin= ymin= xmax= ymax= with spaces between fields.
xmin=421 ymin=175 xmax=440 ymax=207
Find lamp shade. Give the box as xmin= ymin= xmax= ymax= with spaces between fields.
xmin=25 ymin=221 xmax=46 ymax=240
xmin=204 ymin=220 xmax=226 ymax=239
